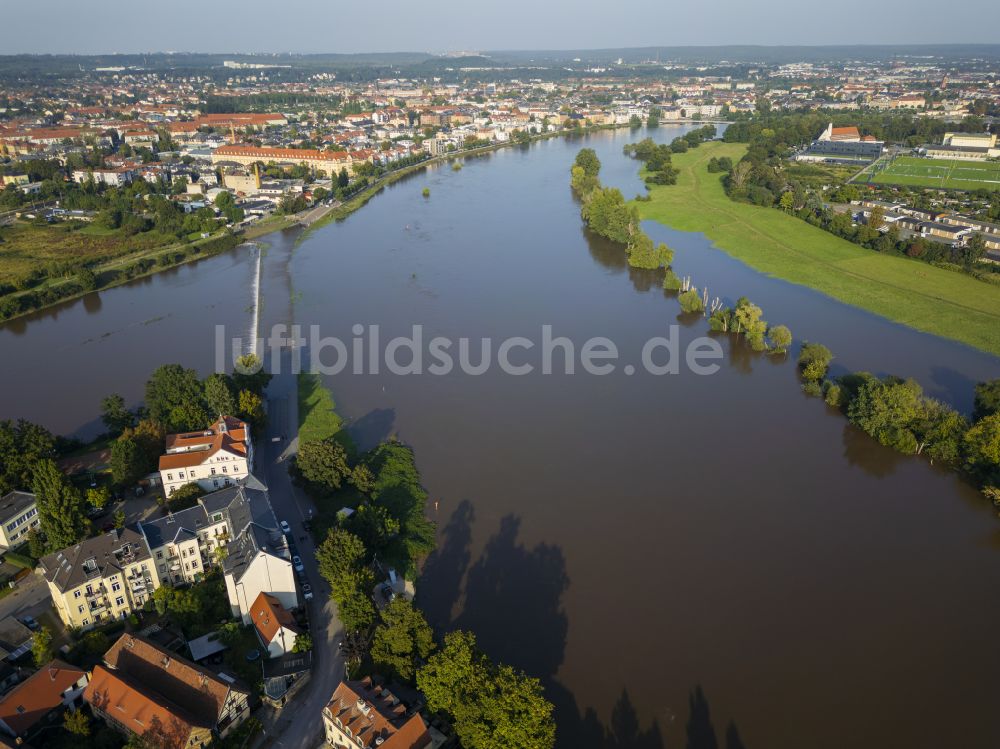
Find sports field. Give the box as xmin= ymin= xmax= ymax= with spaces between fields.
xmin=634 ymin=142 xmax=1000 ymax=356
xmin=871 ymin=155 xmax=1000 ymax=191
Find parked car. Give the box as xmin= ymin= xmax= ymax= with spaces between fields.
xmin=19 ymin=616 xmax=39 ymax=631
xmin=302 ymin=584 xmax=314 ymax=601
xmin=292 ymin=555 xmax=304 ymax=573
xmin=380 ymin=583 xmax=396 ymax=602
xmin=279 ymin=520 xmax=291 ymax=535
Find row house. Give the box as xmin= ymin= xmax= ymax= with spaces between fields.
xmin=223 ymin=519 xmax=297 ymax=623
xmin=38 ymin=528 xmax=160 ymax=631
xmin=137 ymin=475 xmax=272 ymax=586
xmin=40 ymin=476 xmax=296 ymax=631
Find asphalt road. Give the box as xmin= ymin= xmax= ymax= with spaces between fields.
xmin=0 ymin=571 xmax=50 ymax=625
xmin=254 ymin=348 xmax=344 ymax=749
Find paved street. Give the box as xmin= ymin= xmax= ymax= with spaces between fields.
xmin=254 ymin=348 xmax=344 ymax=749
xmin=0 ymin=571 xmax=50 ymax=624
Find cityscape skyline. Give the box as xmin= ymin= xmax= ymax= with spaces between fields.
xmin=4 ymin=0 xmax=1000 ymax=55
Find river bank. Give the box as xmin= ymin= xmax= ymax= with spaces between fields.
xmin=633 ymin=141 xmax=1000 ymax=356
xmin=0 ymin=123 xmax=645 ymax=323
xmin=0 ymin=229 xmax=243 ymax=323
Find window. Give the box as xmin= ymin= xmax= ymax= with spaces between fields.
xmin=156 ymin=551 xmax=163 ymax=559
xmin=191 ymin=560 xmax=198 ymax=569
xmin=74 ymin=590 xmax=81 ymax=599
xmin=112 ymin=582 xmax=121 ymax=592
xmin=78 ymin=605 xmax=84 ymax=613
xmin=211 ymin=468 xmax=216 ymax=475
xmin=167 ymin=473 xmax=173 ymax=481
xmin=115 ymin=596 xmax=125 ymax=606
xmin=82 ymin=619 xmax=89 ymax=626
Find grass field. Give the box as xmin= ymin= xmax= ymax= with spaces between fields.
xmin=297 ymin=371 xmax=356 ymax=452
xmin=0 ymin=221 xmax=173 ymax=285
xmin=634 ymin=141 xmax=1000 ymax=356
xmin=871 ymin=155 xmax=1000 ymax=191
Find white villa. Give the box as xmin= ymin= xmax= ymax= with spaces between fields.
xmin=159 ymin=415 xmax=254 ymax=496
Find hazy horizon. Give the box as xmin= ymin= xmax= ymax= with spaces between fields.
xmin=4 ymin=0 xmax=999 ymax=56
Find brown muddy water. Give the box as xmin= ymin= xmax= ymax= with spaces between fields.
xmin=2 ymin=125 xmax=998 ymax=748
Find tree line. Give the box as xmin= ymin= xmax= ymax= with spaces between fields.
xmin=570 ymin=148 xmax=675 ymax=271
xmin=798 ymin=343 xmax=1000 ymax=497
xmin=574 ymin=146 xmax=796 ymax=355
xmin=296 ymin=417 xmax=557 ymax=748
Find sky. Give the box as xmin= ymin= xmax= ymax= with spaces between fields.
xmin=3 ymin=0 xmax=999 ymax=54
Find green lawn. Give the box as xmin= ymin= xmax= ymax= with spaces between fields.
xmin=635 ymin=142 xmax=1000 ymax=356
xmin=297 ymin=371 xmax=353 ymax=448
xmin=872 ymin=155 xmax=1000 ymax=191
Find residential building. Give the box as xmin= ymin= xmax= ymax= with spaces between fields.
xmin=918 ymin=221 xmax=972 ymax=243
xmin=322 ymin=678 xmax=433 ymax=749
xmin=159 ymin=415 xmax=254 ymax=497
xmin=87 ymin=634 xmax=251 ymax=742
xmin=0 ymin=660 xmax=88 ymax=740
xmin=250 ymin=592 xmax=302 ymax=657
xmin=0 ymin=491 xmax=39 ymax=549
xmin=85 ymin=665 xmax=213 ymax=749
xmin=223 ymin=521 xmax=297 ymax=623
xmin=138 ymin=475 xmax=272 ymax=585
xmin=71 ymin=167 xmax=136 ymax=186
xmin=211 ymin=145 xmax=351 ymax=177
xmin=38 ymin=528 xmax=160 ymax=631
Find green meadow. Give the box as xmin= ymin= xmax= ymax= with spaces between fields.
xmin=634 ymin=141 xmax=1000 ymax=356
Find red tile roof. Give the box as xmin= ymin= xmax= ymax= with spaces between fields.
xmin=159 ymin=416 xmax=250 ymax=471
xmin=0 ymin=660 xmax=86 ymax=736
xmin=102 ymin=634 xmax=243 ymax=727
xmin=830 ymin=126 xmax=861 ymax=140
xmin=84 ymin=666 xmax=206 ymax=749
xmin=250 ymin=592 xmax=301 ymax=645
xmin=214 ymin=145 xmax=347 ymax=163
xmin=325 ymin=678 xmax=431 ymax=749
